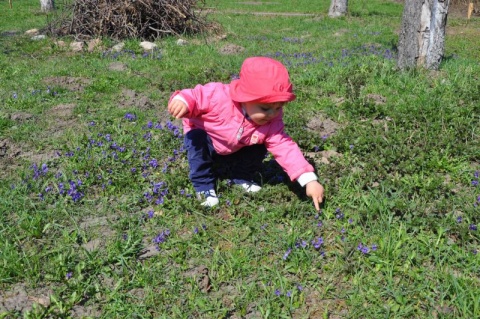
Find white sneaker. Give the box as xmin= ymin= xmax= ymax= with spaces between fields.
xmin=196 ymin=189 xmax=219 ymax=207
xmin=239 ymin=182 xmax=262 ymax=193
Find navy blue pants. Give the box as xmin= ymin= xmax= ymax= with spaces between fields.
xmin=184 ymin=129 xmax=267 ymax=192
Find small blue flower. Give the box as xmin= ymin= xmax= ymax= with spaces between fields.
xmin=274 ymin=289 xmax=281 ymax=296
xmin=124 ymin=113 xmax=136 ymax=121
xmin=149 ymin=159 xmax=158 ymax=168
xmin=311 ymin=237 xmax=324 ymax=250
xmin=335 ymin=208 xmax=344 ymax=219
xmin=469 ymin=224 xmax=478 ymax=231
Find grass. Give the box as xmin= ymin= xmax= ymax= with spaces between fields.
xmin=0 ymin=0 xmax=479 ymax=318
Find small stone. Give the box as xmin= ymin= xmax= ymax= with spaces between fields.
xmin=140 ymin=41 xmax=157 ymax=50
xmin=25 ymin=29 xmax=39 ymax=36
xmin=87 ymin=38 xmax=102 ymax=52
xmin=31 ymin=35 xmax=46 ymax=41
xmin=70 ymin=41 xmax=84 ymax=52
xmin=54 ymin=40 xmax=66 ymax=47
xmin=176 ymin=39 xmax=188 ymax=46
xmin=112 ymin=42 xmax=125 ymax=52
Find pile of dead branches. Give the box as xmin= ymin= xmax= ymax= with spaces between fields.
xmin=45 ymin=0 xmax=210 ymax=40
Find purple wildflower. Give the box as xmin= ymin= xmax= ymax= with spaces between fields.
xmin=357 ymin=243 xmax=370 ymax=254
xmin=66 ymin=272 xmax=73 ymax=280
xmin=457 ymin=216 xmax=463 ymax=223
xmin=274 ymin=289 xmax=281 ymax=296
xmin=153 ymin=229 xmax=170 ymax=250
xmin=469 ymin=224 xmax=477 ymax=231
xmin=149 ymin=159 xmax=158 ymax=168
xmin=312 ymin=237 xmax=324 ymax=250
xmin=124 ymin=113 xmax=136 ymax=121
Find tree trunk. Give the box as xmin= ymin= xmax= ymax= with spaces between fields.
xmin=328 ymin=0 xmax=348 ymax=18
xmin=40 ymin=0 xmax=55 ymax=12
xmin=397 ymin=0 xmax=450 ymax=70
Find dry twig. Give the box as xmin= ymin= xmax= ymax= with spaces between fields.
xmin=45 ymin=0 xmax=209 ymax=40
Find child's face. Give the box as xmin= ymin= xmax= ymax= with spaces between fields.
xmin=243 ymin=102 xmax=284 ymax=125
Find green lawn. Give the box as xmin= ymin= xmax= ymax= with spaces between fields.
xmin=0 ymin=0 xmax=479 ymax=318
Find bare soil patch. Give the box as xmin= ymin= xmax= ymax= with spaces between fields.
xmin=43 ymin=76 xmax=92 ymax=92
xmin=306 ymin=113 xmax=341 ymax=138
xmin=109 ymin=61 xmax=127 ymax=71
xmin=218 ymin=43 xmax=245 ymax=55
xmin=0 ymin=138 xmax=23 ymax=179
xmin=118 ymin=89 xmax=154 ymax=111
xmin=10 ymin=112 xmax=35 ymax=122
xmin=46 ymin=103 xmax=76 ymax=118
xmin=0 ymin=283 xmax=53 ymax=314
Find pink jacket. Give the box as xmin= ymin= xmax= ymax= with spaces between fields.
xmin=171 ymin=82 xmax=315 ymax=182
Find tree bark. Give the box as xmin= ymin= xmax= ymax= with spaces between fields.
xmin=40 ymin=0 xmax=55 ymax=12
xmin=329 ymin=0 xmax=348 ymax=18
xmin=397 ymin=0 xmax=450 ymax=70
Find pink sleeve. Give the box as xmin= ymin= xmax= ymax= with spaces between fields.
xmin=169 ymin=83 xmax=217 ymax=118
xmin=264 ymin=121 xmax=315 ymax=181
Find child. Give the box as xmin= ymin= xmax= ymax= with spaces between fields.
xmin=167 ymin=57 xmax=324 ymax=209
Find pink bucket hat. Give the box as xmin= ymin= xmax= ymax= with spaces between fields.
xmin=230 ymin=57 xmax=296 ymax=103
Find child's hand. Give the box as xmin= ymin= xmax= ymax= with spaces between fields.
xmin=168 ymin=99 xmax=188 ymax=118
xmin=306 ymin=181 xmax=324 ymax=211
